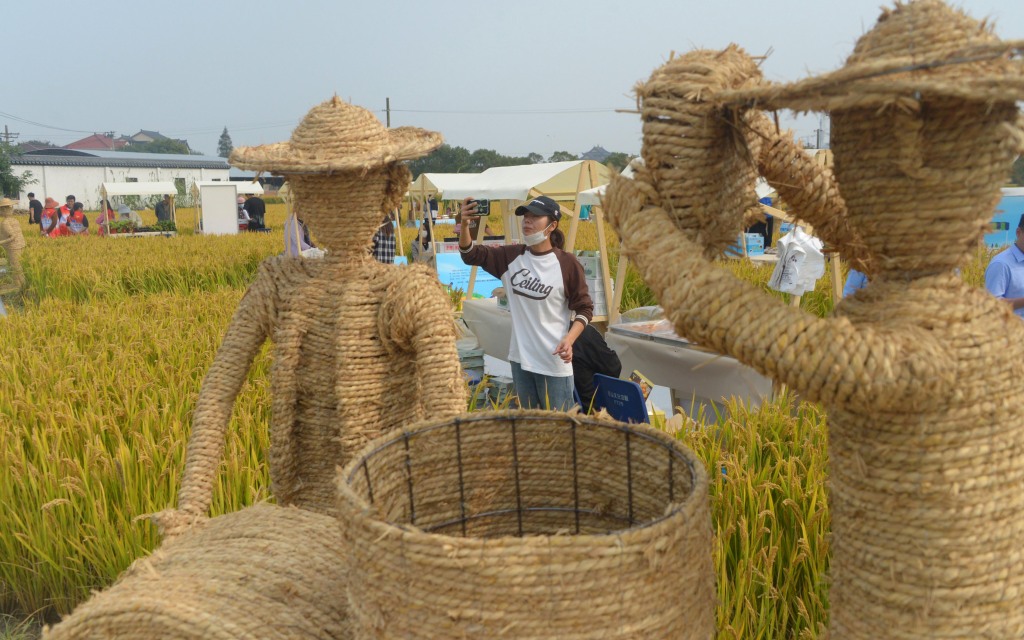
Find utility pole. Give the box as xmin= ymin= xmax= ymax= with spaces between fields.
xmin=385 ymin=97 xmax=391 ymax=128
xmin=3 ymin=125 xmax=19 ymax=145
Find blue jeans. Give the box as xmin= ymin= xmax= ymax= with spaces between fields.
xmin=511 ymin=362 xmax=576 ymax=411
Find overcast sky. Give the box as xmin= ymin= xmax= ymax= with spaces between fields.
xmin=7 ymin=0 xmax=1023 ymax=159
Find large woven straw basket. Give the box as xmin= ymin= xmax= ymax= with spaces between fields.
xmin=337 ymin=410 xmax=715 ymax=639
xmin=45 ymin=505 xmax=352 ymax=639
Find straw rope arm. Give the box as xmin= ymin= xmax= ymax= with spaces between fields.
xmin=605 ymin=175 xmax=953 ymax=407
xmin=151 ymin=269 xmax=277 ymax=539
xmin=379 ymin=268 xmax=468 ymax=415
xmin=748 ymin=115 xmax=872 ymax=273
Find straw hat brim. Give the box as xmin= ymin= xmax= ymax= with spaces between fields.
xmin=0 ymin=198 xmax=16 ymax=208
xmin=717 ymin=42 xmax=1024 ymax=111
xmin=230 ymin=126 xmax=443 ymax=174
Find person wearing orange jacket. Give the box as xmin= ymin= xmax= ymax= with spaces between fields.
xmin=67 ymin=202 xmax=89 ymax=235
xmin=50 ymin=195 xmax=76 ymax=237
xmin=39 ymin=197 xmax=61 ymax=236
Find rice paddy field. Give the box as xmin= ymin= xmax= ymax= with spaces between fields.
xmin=0 ymin=204 xmax=999 ymax=639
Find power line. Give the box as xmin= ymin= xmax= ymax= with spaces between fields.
xmin=386 ymin=108 xmax=617 ymax=115
xmin=0 ymin=110 xmax=97 ymax=134
xmin=1 ymin=102 xmax=625 ymax=147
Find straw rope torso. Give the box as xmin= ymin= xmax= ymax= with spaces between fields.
xmin=606 ymin=35 xmax=1024 ymax=638
xmin=159 ymin=170 xmax=467 ymax=536
xmin=259 ymin=253 xmax=466 ymax=510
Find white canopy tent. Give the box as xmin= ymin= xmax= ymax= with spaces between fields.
xmin=578 ymin=164 xmax=770 ymax=206
xmin=407 ymin=173 xmax=483 ymax=229
xmin=576 ymin=160 xmax=640 ymax=206
xmin=100 ymin=181 xmax=178 ymax=235
xmin=408 ymin=173 xmax=481 ymax=198
xmin=442 ymin=160 xmax=610 ymax=203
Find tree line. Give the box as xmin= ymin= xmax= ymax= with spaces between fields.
xmin=407 ymin=144 xmax=634 ymax=177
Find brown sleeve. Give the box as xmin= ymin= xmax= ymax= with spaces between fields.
xmin=556 ymin=250 xmax=594 ymax=325
xmin=459 ymin=243 xmax=525 ymax=279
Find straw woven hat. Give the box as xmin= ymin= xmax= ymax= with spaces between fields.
xmin=231 ymin=96 xmax=443 ymax=174
xmin=719 ymin=0 xmax=1024 ymax=111
xmin=0 ymin=198 xmax=15 ymax=208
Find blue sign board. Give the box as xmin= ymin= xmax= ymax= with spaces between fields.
xmin=435 ymin=253 xmax=502 ymax=299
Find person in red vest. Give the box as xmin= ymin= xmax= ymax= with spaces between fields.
xmin=40 ymin=197 xmax=61 ymax=236
xmin=68 ymin=202 xmax=89 ymax=235
xmin=51 ymin=195 xmax=76 ymax=237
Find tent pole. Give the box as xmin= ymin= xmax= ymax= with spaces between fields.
xmin=288 ymin=185 xmax=302 ymax=256
xmin=425 ymin=203 xmax=436 ymax=274
xmin=609 ymin=244 xmax=628 ymax=326
xmin=196 ymin=183 xmax=203 ymax=234
xmin=830 ymin=252 xmax=843 ymax=307
xmin=505 ymin=199 xmax=516 ymax=245
xmin=566 ymin=161 xmax=589 ymax=253
xmin=393 ymin=209 xmax=403 ymax=260
xmin=102 ymin=190 xmax=110 ymax=236
xmin=593 ymin=204 xmax=614 ymax=323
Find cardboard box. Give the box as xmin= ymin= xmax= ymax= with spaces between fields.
xmin=726 ymin=233 xmax=765 ymax=257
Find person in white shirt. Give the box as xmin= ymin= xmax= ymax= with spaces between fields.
xmin=459 ymin=195 xmax=593 ymax=410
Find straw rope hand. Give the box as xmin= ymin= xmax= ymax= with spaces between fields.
xmin=604 ymin=174 xmax=954 ymax=408
xmin=748 ymin=114 xmax=872 ymax=273
xmin=150 ymin=272 xmax=277 ymax=541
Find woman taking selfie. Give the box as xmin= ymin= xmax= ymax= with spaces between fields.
xmin=458 ymin=195 xmax=592 ymax=410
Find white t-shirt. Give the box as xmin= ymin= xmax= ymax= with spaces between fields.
xmin=462 ymin=244 xmax=593 ymax=377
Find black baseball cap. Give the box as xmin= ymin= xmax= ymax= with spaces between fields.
xmin=515 ymin=195 xmax=561 ymax=221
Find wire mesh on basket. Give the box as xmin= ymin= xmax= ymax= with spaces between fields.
xmin=337 ymin=410 xmax=716 ymax=639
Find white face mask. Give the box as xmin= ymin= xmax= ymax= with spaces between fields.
xmin=523 ymin=222 xmax=552 ymax=247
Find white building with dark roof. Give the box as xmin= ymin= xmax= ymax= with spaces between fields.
xmin=12 ymin=149 xmax=230 ymax=209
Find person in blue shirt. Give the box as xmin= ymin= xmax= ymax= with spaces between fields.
xmin=843 ymin=268 xmax=868 ymax=298
xmin=984 ymin=214 xmax=1024 ymax=319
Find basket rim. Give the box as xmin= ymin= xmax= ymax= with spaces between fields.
xmin=337 ymin=410 xmax=709 ymax=543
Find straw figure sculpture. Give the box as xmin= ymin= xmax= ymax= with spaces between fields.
xmin=604 ymin=2 xmax=1024 ymax=637
xmin=46 ymin=97 xmax=465 ymax=639
xmin=155 ymin=95 xmax=466 ymax=535
xmin=336 ymin=411 xmax=716 ymax=639
xmin=0 ymin=197 xmax=26 ymax=293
